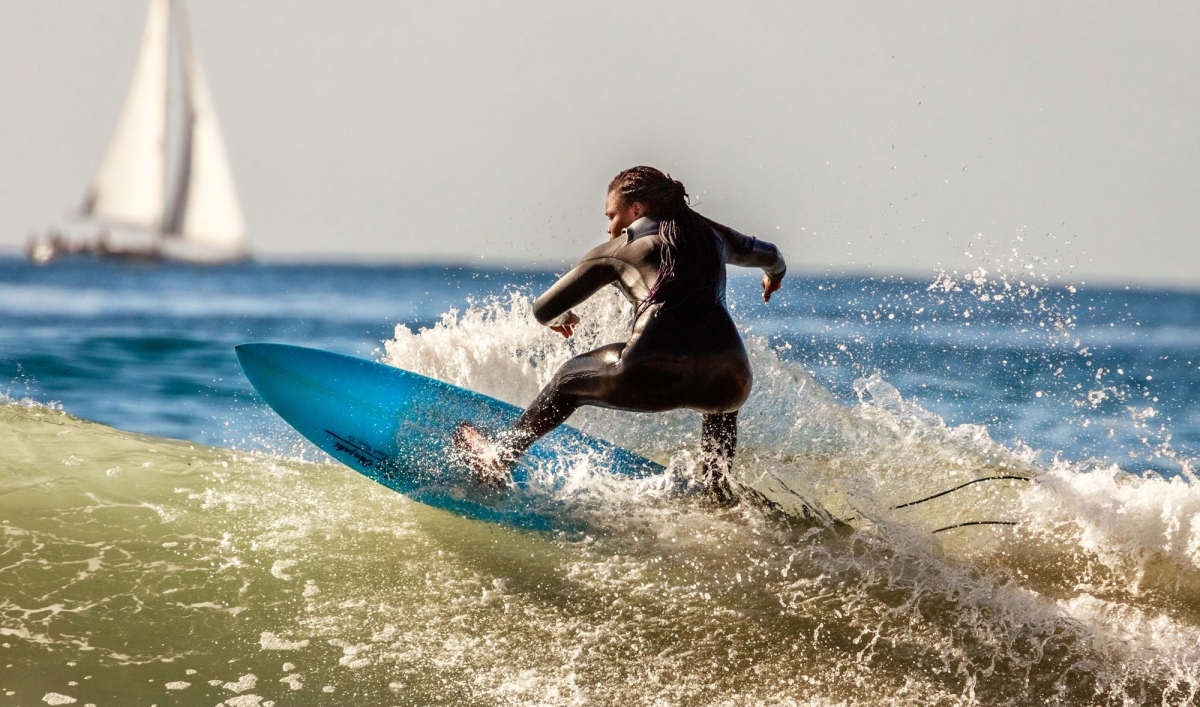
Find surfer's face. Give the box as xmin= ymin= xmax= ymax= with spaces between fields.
xmin=605 ymin=191 xmax=645 ymax=240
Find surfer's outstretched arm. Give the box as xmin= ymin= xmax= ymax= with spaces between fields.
xmin=726 ymin=234 xmax=787 ymax=279
xmin=739 ymin=238 xmax=785 ymax=302
xmin=715 ymin=226 xmax=787 ymax=302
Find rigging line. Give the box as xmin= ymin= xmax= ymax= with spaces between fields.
xmin=933 ymin=520 xmax=1018 ymax=534
xmin=890 ymin=475 xmax=1033 ymax=510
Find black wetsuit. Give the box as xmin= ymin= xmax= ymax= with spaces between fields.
xmin=507 ymin=216 xmax=786 ymax=495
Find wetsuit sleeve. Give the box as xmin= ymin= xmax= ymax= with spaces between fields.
xmin=722 ymin=228 xmax=787 ymax=281
xmin=532 ymin=249 xmax=621 ymax=326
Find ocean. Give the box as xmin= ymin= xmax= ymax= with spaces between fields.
xmin=2 ymin=255 xmax=1199 ymax=705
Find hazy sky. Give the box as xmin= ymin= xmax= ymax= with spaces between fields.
xmin=2 ymin=1 xmax=1197 ymax=284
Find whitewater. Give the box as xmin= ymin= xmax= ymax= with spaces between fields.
xmin=2 ymin=256 xmax=1199 ymax=705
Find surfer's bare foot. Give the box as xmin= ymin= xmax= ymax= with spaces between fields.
xmin=452 ymin=422 xmax=511 ymax=489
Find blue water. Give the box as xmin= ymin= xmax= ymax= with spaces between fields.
xmin=2 ymin=255 xmax=1197 ymax=475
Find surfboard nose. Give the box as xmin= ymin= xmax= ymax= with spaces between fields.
xmin=234 ymin=342 xmax=279 ymax=363
xmin=235 ymin=342 xmax=347 ymax=419
xmin=234 ymin=341 xmax=416 ymax=421
xmin=234 ymin=342 xmax=292 ymax=392
xmin=234 ymin=342 xmax=285 ymax=362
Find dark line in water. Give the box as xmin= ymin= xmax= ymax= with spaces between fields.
xmin=891 ymin=475 xmax=1034 ymax=510
xmin=839 ymin=475 xmax=1035 ymax=524
xmin=933 ymin=520 xmax=1019 ymax=533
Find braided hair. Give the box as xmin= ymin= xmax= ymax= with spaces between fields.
xmin=608 ymin=167 xmax=728 ymax=319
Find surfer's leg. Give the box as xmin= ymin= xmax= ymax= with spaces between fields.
xmin=701 ymin=411 xmax=738 ymax=504
xmin=502 ymin=343 xmax=628 ymax=456
xmin=455 ymin=343 xmax=632 ymax=483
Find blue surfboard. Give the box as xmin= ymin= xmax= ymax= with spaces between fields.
xmin=235 ymin=343 xmax=665 ymax=530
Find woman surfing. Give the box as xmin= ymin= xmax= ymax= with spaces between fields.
xmin=455 ymin=166 xmax=786 ymax=502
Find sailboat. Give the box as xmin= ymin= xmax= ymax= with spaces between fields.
xmin=29 ymin=0 xmax=248 ymax=264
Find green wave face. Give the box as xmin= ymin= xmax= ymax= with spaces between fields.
xmin=4 ymin=401 xmax=1200 ymax=706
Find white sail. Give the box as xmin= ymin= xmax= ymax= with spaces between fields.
xmin=81 ymin=0 xmax=170 ymax=228
xmin=162 ymin=0 xmax=247 ymax=258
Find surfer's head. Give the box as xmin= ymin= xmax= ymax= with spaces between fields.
xmin=606 ymin=166 xmax=723 ymax=318
xmin=605 ymin=166 xmax=688 ymax=239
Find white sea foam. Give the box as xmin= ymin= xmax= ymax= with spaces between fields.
xmin=1022 ymin=462 xmax=1200 ymax=573
xmin=222 ymin=673 xmax=257 ymax=693
xmin=259 ymin=632 xmax=308 ymax=650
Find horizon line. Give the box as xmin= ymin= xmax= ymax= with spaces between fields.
xmin=0 ymin=250 xmax=1192 ymax=293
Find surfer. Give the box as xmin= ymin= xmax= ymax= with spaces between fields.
xmin=455 ymin=166 xmax=786 ymax=501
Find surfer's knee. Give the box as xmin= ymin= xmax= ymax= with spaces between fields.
xmin=726 ymin=360 xmax=753 ymax=410
xmin=690 ymin=355 xmax=752 ymax=413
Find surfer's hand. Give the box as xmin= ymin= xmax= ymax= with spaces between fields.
xmin=762 ymin=274 xmax=783 ymax=303
xmin=549 ymin=310 xmax=580 ymax=338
